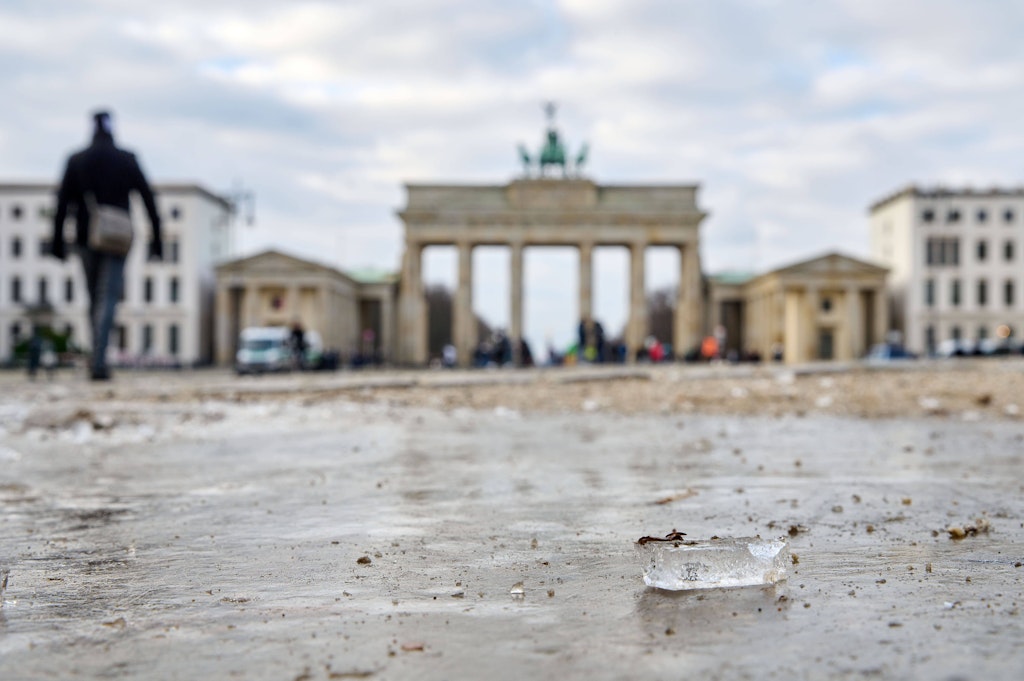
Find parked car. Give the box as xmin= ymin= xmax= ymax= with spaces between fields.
xmin=235 ymin=326 xmax=295 ymax=374
xmin=935 ymin=339 xmax=977 ymax=358
xmin=977 ymin=337 xmax=1022 ymax=356
xmin=866 ymin=343 xmax=917 ymax=362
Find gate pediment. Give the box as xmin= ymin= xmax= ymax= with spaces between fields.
xmin=216 ymin=249 xmax=340 ymax=279
xmin=773 ymin=252 xmax=888 ymax=279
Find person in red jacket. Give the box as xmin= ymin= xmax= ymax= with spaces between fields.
xmin=700 ymin=335 xmax=719 ymax=362
xmin=49 ymin=110 xmax=163 ymax=381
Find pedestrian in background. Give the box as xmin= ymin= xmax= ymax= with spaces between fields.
xmin=49 ymin=110 xmax=163 ymax=381
xmin=26 ymin=327 xmax=42 ymax=380
xmin=290 ymin=321 xmax=307 ymax=369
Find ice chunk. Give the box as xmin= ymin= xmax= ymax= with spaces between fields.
xmin=1 ymin=567 xmax=9 ymax=606
xmin=635 ymin=534 xmax=789 ymax=591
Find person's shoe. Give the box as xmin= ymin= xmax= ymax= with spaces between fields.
xmin=90 ymin=368 xmax=112 ymax=381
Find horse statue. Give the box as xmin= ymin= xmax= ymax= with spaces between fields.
xmin=516 ymin=102 xmax=587 ymax=178
xmin=538 ymin=128 xmax=567 ymax=177
xmin=574 ymin=143 xmax=589 ymax=175
xmin=517 ymin=144 xmax=532 ymax=175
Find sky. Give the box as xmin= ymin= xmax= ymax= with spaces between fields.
xmin=3 ymin=0 xmax=1023 ymax=353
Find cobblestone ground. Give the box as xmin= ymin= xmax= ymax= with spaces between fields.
xmin=321 ymin=359 xmax=1024 ymax=420
xmin=0 ymin=359 xmax=1022 ymax=680
xmin=5 ymin=357 xmax=1020 ymax=419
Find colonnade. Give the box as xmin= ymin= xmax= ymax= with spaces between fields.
xmin=775 ymin=285 xmax=886 ymax=363
xmin=788 ymin=285 xmax=887 ymax=362
xmin=398 ymin=238 xmax=702 ymax=367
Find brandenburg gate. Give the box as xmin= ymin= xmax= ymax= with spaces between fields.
xmin=396 ymin=107 xmax=707 ymax=366
xmin=396 ymin=177 xmax=707 ymax=366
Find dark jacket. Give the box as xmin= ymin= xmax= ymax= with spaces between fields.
xmin=51 ymin=130 xmax=162 ymax=260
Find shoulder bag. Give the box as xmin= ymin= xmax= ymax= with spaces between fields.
xmin=85 ymin=191 xmax=134 ymax=257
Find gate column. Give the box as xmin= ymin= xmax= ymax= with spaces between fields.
xmin=674 ymin=242 xmax=702 ymax=359
xmin=398 ymin=240 xmax=426 ymax=365
xmin=453 ymin=241 xmax=475 ymax=367
xmin=626 ymin=241 xmax=647 ymax=362
xmin=578 ymin=241 xmax=594 ymax=327
xmin=510 ymin=241 xmax=524 ymax=365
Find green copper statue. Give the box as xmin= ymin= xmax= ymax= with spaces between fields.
xmin=517 ymin=102 xmax=589 ymax=178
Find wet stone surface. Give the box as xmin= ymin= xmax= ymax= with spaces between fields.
xmin=0 ymin=368 xmax=1023 ymax=680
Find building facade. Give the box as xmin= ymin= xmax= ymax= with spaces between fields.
xmin=0 ymin=182 xmax=233 ymax=366
xmin=708 ymin=252 xmax=888 ymax=364
xmin=870 ymin=186 xmax=1024 ymax=355
xmin=214 ymin=250 xmax=398 ymax=366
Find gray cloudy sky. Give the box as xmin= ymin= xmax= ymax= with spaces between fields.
xmin=3 ymin=0 xmax=1023 ymax=351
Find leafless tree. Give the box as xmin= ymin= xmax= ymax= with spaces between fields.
xmin=647 ymin=286 xmax=676 ymax=347
xmin=424 ymin=285 xmax=492 ymax=360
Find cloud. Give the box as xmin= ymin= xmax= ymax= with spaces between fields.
xmin=2 ymin=0 xmax=1023 ymax=352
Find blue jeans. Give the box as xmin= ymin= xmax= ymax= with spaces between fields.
xmin=78 ymin=248 xmax=126 ymax=376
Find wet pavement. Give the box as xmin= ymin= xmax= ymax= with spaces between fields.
xmin=1 ymin=368 xmax=1022 ymax=680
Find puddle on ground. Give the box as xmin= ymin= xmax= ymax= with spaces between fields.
xmin=1 ymin=398 xmax=1022 ymax=680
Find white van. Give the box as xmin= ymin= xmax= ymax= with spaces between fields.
xmin=235 ymin=327 xmax=295 ymax=374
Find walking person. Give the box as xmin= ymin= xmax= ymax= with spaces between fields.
xmin=290 ymin=321 xmax=307 ymax=370
xmin=49 ymin=110 xmax=163 ymax=381
xmin=26 ymin=327 xmax=42 ymax=380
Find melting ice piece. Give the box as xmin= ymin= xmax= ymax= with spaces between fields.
xmin=635 ymin=535 xmax=789 ymax=591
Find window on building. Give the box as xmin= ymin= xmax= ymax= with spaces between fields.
xmin=922 ymin=209 xmax=935 ymax=223
xmin=169 ymin=277 xmax=179 ymax=303
xmin=9 ymin=322 xmax=21 ymax=344
xmin=927 ymin=237 xmax=960 ymax=266
xmin=11 ymin=236 xmax=22 ymax=258
xmin=11 ymin=204 xmax=23 ymax=220
xmin=39 ymin=238 xmax=52 ymax=256
xmin=168 ymin=323 xmax=179 ymax=356
xmin=821 ymin=297 xmax=833 ymax=313
xmin=977 ymin=240 xmax=988 ymax=262
xmin=11 ymin=276 xmax=21 ymax=303
xmin=978 ymin=279 xmax=988 ymax=307
xmin=947 ymin=209 xmax=961 ymax=223
xmin=169 ymin=239 xmax=180 ymax=263
xmin=951 ymin=279 xmax=961 ymax=307
xmin=925 ymin=326 xmax=936 ymax=355
xmin=1005 ymin=209 xmax=1015 ymax=223
xmin=144 ymin=277 xmax=153 ymax=303
xmin=977 ymin=209 xmax=988 ymax=223
xmin=951 ymin=325 xmax=962 ymax=341
xmin=65 ymin=277 xmax=74 ymax=303
xmin=170 ymin=206 xmax=182 ymax=221
xmin=978 ymin=326 xmax=988 ymax=341
xmin=1005 ymin=241 xmax=1015 ymax=262
xmin=925 ymin=279 xmax=935 ymax=307
xmin=1005 ymin=280 xmax=1015 ymax=307
xmin=142 ymin=324 xmax=153 ymax=354
xmin=64 ymin=323 xmax=74 ymax=339
xmin=116 ymin=324 xmax=127 ymax=351
xmin=37 ymin=277 xmax=48 ymax=304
